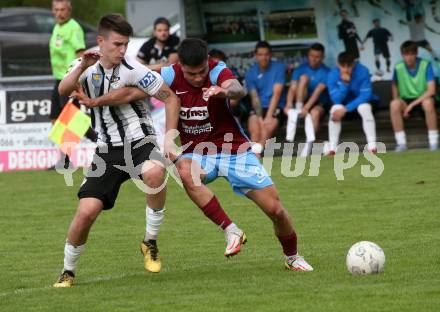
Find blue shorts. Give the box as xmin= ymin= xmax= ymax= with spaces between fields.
xmin=180 ymin=151 xmax=273 ymax=196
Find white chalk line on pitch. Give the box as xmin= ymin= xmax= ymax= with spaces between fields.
xmin=0 ymin=256 xmax=281 ymax=298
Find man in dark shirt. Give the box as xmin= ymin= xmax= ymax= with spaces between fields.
xmin=137 ymin=17 xmax=180 ymax=71
xmin=362 ymin=18 xmax=393 ymax=75
xmin=337 ymin=9 xmax=363 ymax=60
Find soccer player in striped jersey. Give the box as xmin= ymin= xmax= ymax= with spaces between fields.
xmin=82 ymin=38 xmax=313 ymax=272
xmin=53 ymin=14 xmax=180 ymax=288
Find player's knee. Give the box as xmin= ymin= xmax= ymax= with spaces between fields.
xmin=143 ymin=164 xmax=166 ymax=187
xmin=299 ymin=74 xmax=309 ymax=84
xmin=422 ymin=98 xmax=435 ymax=113
xmin=266 ymin=199 xmax=287 ymax=221
xmin=176 ymin=160 xmax=197 ymax=186
xmin=77 ymin=206 xmax=100 ymax=225
xmin=390 ymin=99 xmax=402 ymax=113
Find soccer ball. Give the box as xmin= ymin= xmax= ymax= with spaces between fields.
xmin=346 ymin=241 xmax=385 ymax=275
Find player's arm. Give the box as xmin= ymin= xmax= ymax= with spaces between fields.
xmin=265 ymin=83 xmax=283 ymax=118
xmin=249 ymin=89 xmax=263 ymax=117
xmin=74 ymin=86 xmax=146 ymax=108
xmin=304 ymin=83 xmax=326 ymax=111
xmin=391 ymin=81 xmax=399 ymax=100
xmin=285 ymin=79 xmax=298 ymax=114
xmin=409 ymin=81 xmax=436 ymax=107
xmin=59 ymin=50 xmax=102 ymax=96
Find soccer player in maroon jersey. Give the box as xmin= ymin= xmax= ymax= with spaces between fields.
xmin=76 ymin=39 xmax=313 ymax=271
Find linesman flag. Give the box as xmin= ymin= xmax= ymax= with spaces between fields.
xmin=48 ymin=100 xmax=91 ymax=156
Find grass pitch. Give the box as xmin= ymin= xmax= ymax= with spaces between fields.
xmin=0 ymin=151 xmax=439 ymax=311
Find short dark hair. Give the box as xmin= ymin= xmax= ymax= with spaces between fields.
xmin=309 ymin=43 xmax=325 ymax=54
xmin=337 ymin=51 xmax=355 ymax=66
xmin=208 ymin=49 xmax=227 ymax=62
xmin=255 ymin=41 xmax=272 ymax=53
xmin=400 ymin=40 xmax=418 ymax=54
xmin=178 ymin=38 xmax=208 ymax=66
xmin=154 ymin=17 xmax=170 ymax=29
xmin=98 ymin=14 xmax=133 ymax=37
xmin=340 ymin=9 xmax=348 ymax=14
xmin=373 ymin=18 xmax=380 ymax=23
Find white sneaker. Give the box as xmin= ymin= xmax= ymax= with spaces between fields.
xmin=394 ymin=144 xmax=408 ymax=152
xmin=224 ymin=226 xmax=247 ymax=257
xmin=429 ymin=143 xmax=438 ymax=151
xmin=284 ymin=254 xmax=314 ymax=271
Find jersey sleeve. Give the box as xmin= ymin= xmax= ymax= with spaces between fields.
xmin=210 ymin=61 xmax=236 ymax=86
xmin=426 ymin=63 xmax=434 ymax=82
xmin=274 ymin=63 xmax=286 ymax=85
xmin=70 ymin=22 xmax=86 ymax=52
xmin=160 ymin=65 xmax=176 ymax=86
xmin=291 ymin=64 xmax=304 ymax=81
xmin=131 ymin=61 xmax=164 ymax=96
xmin=245 ymin=68 xmax=256 ymax=92
xmin=65 ymin=58 xmax=86 ymax=82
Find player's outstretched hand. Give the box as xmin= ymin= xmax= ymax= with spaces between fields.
xmin=80 ymin=50 xmax=102 ymax=69
xmin=202 ymin=86 xmax=226 ymax=100
xmin=71 ymin=89 xmax=97 ymax=108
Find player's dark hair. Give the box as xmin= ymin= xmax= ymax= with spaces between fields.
xmin=154 ymin=17 xmax=170 ymax=29
xmin=340 ymin=9 xmax=348 ymax=14
xmin=372 ymin=18 xmax=380 ymax=23
xmin=400 ymin=40 xmax=418 ymax=54
xmin=309 ymin=43 xmax=325 ymax=54
xmin=337 ymin=51 xmax=355 ymax=66
xmin=98 ymin=14 xmax=133 ymax=37
xmin=255 ymin=41 xmax=272 ymax=53
xmin=208 ymin=49 xmax=227 ymax=62
xmin=178 ymin=38 xmax=208 ymax=66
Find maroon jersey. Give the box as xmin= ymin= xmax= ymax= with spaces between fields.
xmin=160 ymin=60 xmax=250 ymax=154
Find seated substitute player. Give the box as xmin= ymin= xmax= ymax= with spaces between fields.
xmin=327 ymin=52 xmax=378 ymax=154
xmin=137 ymin=17 xmax=179 ymax=71
xmin=86 ymin=38 xmax=313 ymax=272
xmin=53 ymin=14 xmax=180 ymax=288
xmin=245 ymin=41 xmax=287 ymax=155
xmin=284 ymin=43 xmax=330 ymax=156
xmin=390 ymin=40 xmax=438 ymax=152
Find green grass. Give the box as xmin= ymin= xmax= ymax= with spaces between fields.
xmin=1 ymin=151 xmax=439 ymax=311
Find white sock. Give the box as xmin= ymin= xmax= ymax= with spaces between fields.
xmin=145 ymin=206 xmax=165 ymax=241
xmin=63 ymin=241 xmax=85 ymax=273
xmin=286 ymin=109 xmax=299 ymax=142
xmin=328 ymin=118 xmax=341 ymax=152
xmin=225 ymin=223 xmax=238 ymax=232
xmin=428 ymin=130 xmax=439 ymax=146
xmin=295 ymin=102 xmax=304 ymax=110
xmin=304 ymin=114 xmax=315 ymax=142
xmin=395 ymin=131 xmax=407 ymax=145
xmin=357 ymin=104 xmax=377 ymax=149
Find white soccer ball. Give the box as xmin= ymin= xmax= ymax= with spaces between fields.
xmin=346 ymin=241 xmax=385 ymax=275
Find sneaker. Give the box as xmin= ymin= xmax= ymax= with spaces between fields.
xmin=140 ymin=240 xmax=161 ymax=273
xmin=368 ymin=147 xmax=377 ymax=154
xmin=284 ymin=254 xmax=313 ymax=272
xmin=53 ymin=270 xmax=75 ymax=288
xmin=394 ymin=144 xmax=408 ymax=152
xmin=429 ymin=143 xmax=438 ymax=151
xmin=224 ymin=227 xmax=247 ymax=257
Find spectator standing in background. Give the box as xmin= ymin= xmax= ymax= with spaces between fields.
xmin=137 ymin=17 xmax=180 ymax=71
xmin=49 ymin=0 xmax=86 ymax=168
xmin=362 ymin=19 xmax=393 ymax=76
xmin=337 ymin=9 xmax=363 ymax=60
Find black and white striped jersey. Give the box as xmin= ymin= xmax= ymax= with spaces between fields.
xmin=70 ymin=56 xmax=163 ymax=146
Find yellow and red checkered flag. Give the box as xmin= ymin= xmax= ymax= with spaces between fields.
xmin=48 ymin=100 xmax=91 ymax=156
